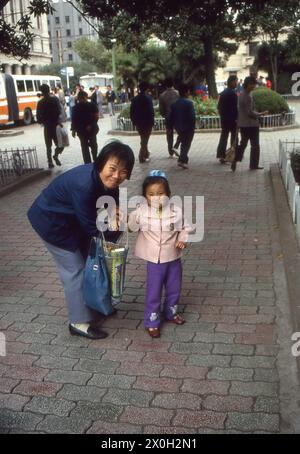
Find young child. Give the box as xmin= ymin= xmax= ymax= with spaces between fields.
xmin=128 ymin=170 xmax=191 ymax=338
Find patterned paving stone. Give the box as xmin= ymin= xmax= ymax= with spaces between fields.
xmin=1 ymin=116 xmax=300 ymax=433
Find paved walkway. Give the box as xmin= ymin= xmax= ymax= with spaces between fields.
xmin=1 ymin=111 xmax=300 ymax=433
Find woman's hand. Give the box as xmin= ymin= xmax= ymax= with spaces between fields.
xmin=176 ymin=241 xmax=186 ymax=250
xmin=108 ymin=207 xmax=127 ymax=231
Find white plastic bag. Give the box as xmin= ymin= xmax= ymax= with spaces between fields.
xmin=56 ymin=125 xmax=70 ymax=148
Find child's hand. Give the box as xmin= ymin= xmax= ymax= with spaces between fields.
xmin=176 ymin=241 xmax=186 ymax=250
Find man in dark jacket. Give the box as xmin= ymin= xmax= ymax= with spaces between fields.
xmin=71 ymin=91 xmax=99 ymax=164
xmin=130 ymin=81 xmax=155 ymax=163
xmin=216 ymin=75 xmax=238 ymax=164
xmin=168 ymin=83 xmax=195 ymax=169
xmin=37 ymin=84 xmax=64 ymax=169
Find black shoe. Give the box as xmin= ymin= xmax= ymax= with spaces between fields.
xmin=69 ymin=323 xmax=108 ymax=340
xmin=250 ymin=166 xmax=264 ymax=170
xmin=48 ymin=162 xmax=54 ymax=169
xmin=231 ymin=161 xmax=236 ymax=172
xmin=53 ymin=154 xmax=62 ymax=166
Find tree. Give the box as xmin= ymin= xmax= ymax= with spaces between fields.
xmin=0 ymin=0 xmax=54 ymax=59
xmin=73 ymin=38 xmax=112 ymax=72
xmin=0 ymin=0 xmax=271 ymax=98
xmin=238 ymin=0 xmax=300 ymax=91
xmin=79 ymin=0 xmax=269 ymax=98
xmin=33 ymin=61 xmax=98 ymax=88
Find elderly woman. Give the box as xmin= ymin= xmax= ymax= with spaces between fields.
xmin=27 ymin=141 xmax=135 ymax=339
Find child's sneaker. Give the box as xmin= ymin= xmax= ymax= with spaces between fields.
xmin=146 ymin=327 xmax=160 ymax=338
xmin=168 ymin=314 xmax=185 ymax=325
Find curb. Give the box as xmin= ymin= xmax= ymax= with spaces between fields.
xmin=269 ymin=163 xmax=300 ymax=374
xmin=0 ymin=169 xmax=51 ymax=198
xmin=0 ymin=130 xmax=25 ymax=138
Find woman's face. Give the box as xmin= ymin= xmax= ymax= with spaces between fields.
xmin=99 ymin=157 xmax=128 ymax=189
xmin=145 ymin=182 xmax=168 ymax=209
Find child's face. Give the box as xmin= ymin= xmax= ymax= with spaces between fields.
xmin=145 ymin=182 xmax=168 ymax=209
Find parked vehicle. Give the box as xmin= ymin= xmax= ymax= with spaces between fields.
xmin=0 ymin=73 xmax=62 ymax=126
xmin=79 ymin=73 xmax=114 ymax=94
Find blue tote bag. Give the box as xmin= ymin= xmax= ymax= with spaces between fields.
xmin=83 ymin=236 xmax=114 ymax=316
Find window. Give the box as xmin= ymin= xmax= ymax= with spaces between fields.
xmin=66 ymin=29 xmax=71 ymax=36
xmin=19 ymin=0 xmax=24 ymax=16
xmin=25 ymin=80 xmax=34 ymax=92
xmin=55 ymin=17 xmax=60 ymax=25
xmin=16 ymin=80 xmax=26 ymax=92
xmin=78 ymin=15 xmax=82 ymax=22
xmin=49 ymin=43 xmax=52 ymax=51
xmin=10 ymin=2 xmax=15 ymax=24
xmin=50 ymin=80 xmax=56 ymax=90
xmin=67 ymin=42 xmax=72 ymax=48
xmin=34 ymin=80 xmax=41 ymax=90
xmin=79 ymin=28 xmax=82 ymax=35
xmin=68 ymin=54 xmax=73 ymax=61
xmin=249 ymin=41 xmax=259 ymax=57
xmin=65 ymin=16 xmax=70 ymax=23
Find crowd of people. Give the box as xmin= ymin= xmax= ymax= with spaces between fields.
xmin=37 ymin=72 xmax=271 ymax=172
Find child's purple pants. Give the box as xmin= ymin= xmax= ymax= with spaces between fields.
xmin=145 ymin=258 xmax=182 ymax=328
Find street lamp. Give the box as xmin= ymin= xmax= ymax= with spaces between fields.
xmin=111 ymin=38 xmax=117 ymax=90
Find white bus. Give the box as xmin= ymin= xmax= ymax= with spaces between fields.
xmin=79 ymin=73 xmax=114 ymax=94
xmin=0 ymin=74 xmax=62 ymax=126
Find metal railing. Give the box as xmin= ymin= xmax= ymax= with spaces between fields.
xmin=260 ymin=111 xmax=296 ymax=128
xmin=114 ymin=111 xmax=296 ymax=132
xmin=0 ymin=147 xmax=39 ymax=187
xmin=278 ymin=140 xmax=300 ymax=240
xmin=103 ymin=102 xmax=130 ymax=114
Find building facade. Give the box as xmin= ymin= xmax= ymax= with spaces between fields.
xmin=215 ymin=40 xmax=267 ymax=83
xmin=0 ymin=0 xmax=52 ymax=74
xmin=48 ymin=0 xmax=99 ymax=65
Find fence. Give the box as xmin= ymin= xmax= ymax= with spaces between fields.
xmin=0 ymin=147 xmax=39 ymax=187
xmin=103 ymin=102 xmax=130 ymax=115
xmin=278 ymin=140 xmax=300 ymax=241
xmin=114 ymin=111 xmax=296 ymax=132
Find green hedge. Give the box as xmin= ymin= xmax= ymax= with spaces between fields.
xmin=119 ymin=97 xmax=218 ymax=118
xmin=252 ymin=87 xmax=289 ymax=114
xmin=119 ymin=89 xmax=289 ymax=119
xmin=193 ymin=97 xmax=218 ymax=116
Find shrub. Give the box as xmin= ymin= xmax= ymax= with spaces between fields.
xmin=119 ymin=105 xmax=161 ymax=118
xmin=252 ymin=87 xmax=290 ymax=114
xmin=193 ymin=97 xmax=219 ymax=116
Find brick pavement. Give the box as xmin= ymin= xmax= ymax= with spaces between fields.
xmin=1 ymin=111 xmax=300 ymax=433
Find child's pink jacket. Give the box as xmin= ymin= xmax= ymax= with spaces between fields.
xmin=128 ymin=203 xmax=193 ymax=264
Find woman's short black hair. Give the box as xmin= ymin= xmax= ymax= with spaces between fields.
xmin=95 ymin=140 xmax=135 ymax=179
xmin=142 ymin=176 xmax=171 ymax=198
